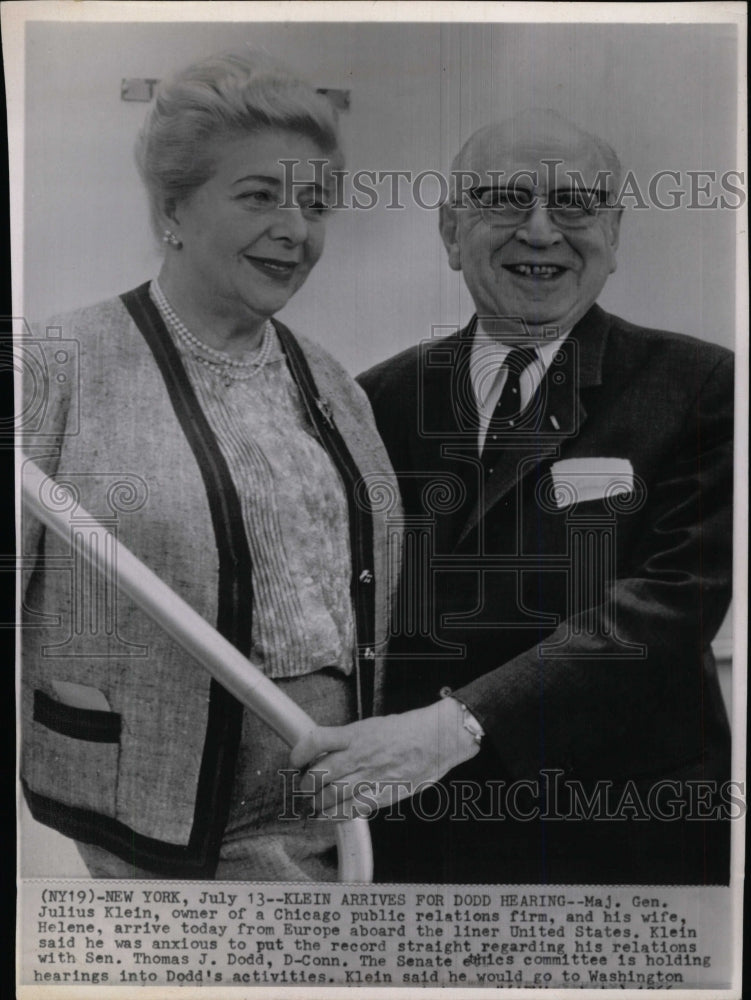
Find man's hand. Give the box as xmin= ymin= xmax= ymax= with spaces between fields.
xmin=288 ymin=698 xmax=481 ymax=818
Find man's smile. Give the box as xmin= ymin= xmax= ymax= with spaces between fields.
xmin=503 ymin=263 xmax=569 ymax=280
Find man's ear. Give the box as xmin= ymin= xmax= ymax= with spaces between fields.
xmin=605 ymin=206 xmax=623 ymax=273
xmin=439 ymin=203 xmax=463 ymax=271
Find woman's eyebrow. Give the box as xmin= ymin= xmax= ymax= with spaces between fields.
xmin=231 ymin=173 xmax=282 ymax=187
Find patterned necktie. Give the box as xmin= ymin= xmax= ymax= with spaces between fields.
xmin=484 ymin=345 xmax=539 ymax=448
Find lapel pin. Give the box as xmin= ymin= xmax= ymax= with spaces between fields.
xmin=316 ymin=398 xmax=335 ymax=428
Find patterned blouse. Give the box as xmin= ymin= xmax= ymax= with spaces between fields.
xmin=150 ymin=283 xmax=355 ymax=679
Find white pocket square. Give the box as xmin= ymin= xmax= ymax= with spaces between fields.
xmin=550 ymin=457 xmax=634 ymax=508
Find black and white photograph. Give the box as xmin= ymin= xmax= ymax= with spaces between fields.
xmin=6 ymin=1 xmax=746 ymax=996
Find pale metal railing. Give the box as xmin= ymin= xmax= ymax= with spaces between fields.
xmin=20 ymin=454 xmax=373 ymax=882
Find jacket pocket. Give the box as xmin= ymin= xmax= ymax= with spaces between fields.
xmin=34 ymin=689 xmax=121 ymax=742
xmin=24 ymin=689 xmax=121 ymax=815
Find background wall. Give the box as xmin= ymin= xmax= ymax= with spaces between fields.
xmin=20 ymin=19 xmax=740 ymax=875
xmin=24 ymin=21 xmax=739 ymax=365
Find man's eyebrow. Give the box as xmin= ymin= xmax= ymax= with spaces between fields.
xmin=549 ymin=185 xmax=609 ymax=193
xmin=474 ymin=183 xmax=608 ymax=192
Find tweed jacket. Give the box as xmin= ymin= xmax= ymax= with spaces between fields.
xmin=359 ymin=305 xmax=733 ymax=883
xmin=21 ymin=284 xmax=401 ymax=877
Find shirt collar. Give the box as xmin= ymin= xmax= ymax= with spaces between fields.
xmin=470 ymin=329 xmax=571 ymax=408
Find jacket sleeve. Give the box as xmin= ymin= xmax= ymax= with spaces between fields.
xmin=453 ymin=352 xmax=734 ymax=782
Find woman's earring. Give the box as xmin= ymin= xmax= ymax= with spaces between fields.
xmin=162 ymin=229 xmax=182 ymax=248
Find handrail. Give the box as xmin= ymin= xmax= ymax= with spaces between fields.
xmin=19 ymin=453 xmax=373 ymax=883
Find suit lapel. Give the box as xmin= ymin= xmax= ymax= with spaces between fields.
xmin=406 ymin=324 xmax=476 ymax=450
xmin=401 ymin=323 xmax=479 ymax=548
xmin=455 ymin=305 xmax=612 ymax=548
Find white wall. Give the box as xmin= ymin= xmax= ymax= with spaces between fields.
xmin=19 ymin=20 xmax=739 ymax=877
xmin=24 ymin=21 xmax=739 ymax=370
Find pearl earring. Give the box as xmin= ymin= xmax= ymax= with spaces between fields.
xmin=162 ymin=229 xmax=182 ymax=248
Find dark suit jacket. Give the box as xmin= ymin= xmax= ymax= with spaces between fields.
xmin=359 ymin=304 xmax=733 ymax=884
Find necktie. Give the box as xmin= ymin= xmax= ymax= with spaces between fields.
xmin=484 ymin=345 xmax=538 ymax=447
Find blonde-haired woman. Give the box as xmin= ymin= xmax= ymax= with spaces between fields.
xmin=21 ymin=50 xmax=399 ymax=881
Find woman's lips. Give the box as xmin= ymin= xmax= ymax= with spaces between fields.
xmin=245 ymin=255 xmax=299 ymax=280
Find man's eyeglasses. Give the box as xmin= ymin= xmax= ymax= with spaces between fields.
xmin=466 ymin=186 xmax=614 ymax=229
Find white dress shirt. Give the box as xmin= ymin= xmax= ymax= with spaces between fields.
xmin=470 ymin=331 xmax=570 ymax=452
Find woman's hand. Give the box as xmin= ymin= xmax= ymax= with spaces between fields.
xmin=288 ymin=698 xmax=481 ymax=818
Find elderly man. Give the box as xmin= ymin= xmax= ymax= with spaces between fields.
xmin=293 ymin=110 xmax=733 ymax=884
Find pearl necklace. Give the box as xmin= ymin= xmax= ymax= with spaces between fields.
xmin=151 ymin=280 xmax=274 ymax=387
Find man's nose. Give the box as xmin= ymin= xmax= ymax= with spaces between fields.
xmin=515 ymin=201 xmax=563 ymax=246
xmin=270 ymin=204 xmax=309 ymax=243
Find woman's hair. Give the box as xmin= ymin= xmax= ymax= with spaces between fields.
xmin=135 ymin=49 xmax=343 ymax=237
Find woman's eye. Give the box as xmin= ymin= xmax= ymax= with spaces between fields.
xmin=300 ymin=200 xmax=330 ymax=217
xmin=239 ymin=190 xmax=277 ymax=207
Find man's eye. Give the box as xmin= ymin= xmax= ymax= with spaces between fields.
xmin=478 ymin=189 xmax=513 ymax=209
xmin=476 ymin=188 xmax=536 ymax=211
xmin=552 ymin=192 xmax=597 ymax=215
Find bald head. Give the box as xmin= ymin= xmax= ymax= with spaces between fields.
xmin=452 ymin=109 xmax=621 ymax=199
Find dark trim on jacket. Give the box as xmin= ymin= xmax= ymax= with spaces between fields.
xmin=24 ymin=282 xmax=376 ymax=876
xmin=277 ymin=327 xmax=377 ymax=717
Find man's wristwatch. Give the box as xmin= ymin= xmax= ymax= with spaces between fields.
xmin=440 ymin=688 xmax=485 ymax=746
xmin=458 ymin=703 xmax=485 ymax=746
